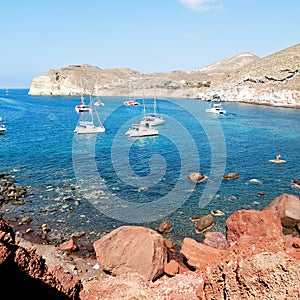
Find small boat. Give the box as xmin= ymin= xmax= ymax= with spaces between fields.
xmin=123 ymin=99 xmax=140 ymax=106
xmin=206 ymin=102 xmax=226 ymax=115
xmin=125 ymin=123 xmax=158 ymax=137
xmin=94 ymin=100 xmax=105 ymax=107
xmin=74 ymin=121 xmax=105 ymax=134
xmin=75 ymin=96 xmax=91 ymax=114
xmin=0 ymin=124 xmax=6 ymax=134
xmin=74 ymin=95 xmax=105 ymax=134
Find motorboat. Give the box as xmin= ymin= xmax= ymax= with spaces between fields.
xmin=206 ymin=103 xmax=226 ymax=115
xmin=126 ymin=123 xmax=158 ymax=137
xmin=75 ymin=96 xmax=91 ymax=114
xmin=0 ymin=124 xmax=6 ymax=134
xmin=123 ymin=99 xmax=140 ymax=106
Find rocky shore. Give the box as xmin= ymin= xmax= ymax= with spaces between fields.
xmin=1 ymin=189 xmax=300 ymax=299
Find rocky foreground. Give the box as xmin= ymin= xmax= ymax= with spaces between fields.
xmin=1 ymin=193 xmax=300 ymax=299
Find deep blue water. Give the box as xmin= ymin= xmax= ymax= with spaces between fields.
xmin=0 ymin=89 xmax=299 ymax=245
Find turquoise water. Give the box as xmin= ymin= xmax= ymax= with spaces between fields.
xmin=0 ymin=89 xmax=299 ymax=245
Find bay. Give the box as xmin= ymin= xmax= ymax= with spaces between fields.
xmin=0 ymin=89 xmax=299 ymax=245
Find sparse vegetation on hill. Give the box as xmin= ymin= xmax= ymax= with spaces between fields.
xmin=28 ymin=43 xmax=300 ymax=108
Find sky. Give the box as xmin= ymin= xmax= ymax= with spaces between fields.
xmin=1 ymin=0 xmax=299 ymax=88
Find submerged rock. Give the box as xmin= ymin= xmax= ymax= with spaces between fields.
xmin=156 ymin=220 xmax=172 ymax=233
xmin=194 ymin=214 xmax=216 ymax=233
xmin=223 ymin=173 xmax=240 ymax=180
xmin=187 ymin=172 xmax=208 ymax=183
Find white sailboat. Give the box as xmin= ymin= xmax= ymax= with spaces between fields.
xmin=125 ymin=123 xmax=158 ymax=137
xmin=125 ymin=98 xmax=159 ymax=137
xmin=140 ymin=97 xmax=165 ymax=126
xmin=74 ymin=94 xmax=105 ymax=134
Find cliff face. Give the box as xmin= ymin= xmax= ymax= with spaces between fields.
xmin=28 ymin=43 xmax=300 ymax=108
xmin=207 ymin=43 xmax=300 ymax=107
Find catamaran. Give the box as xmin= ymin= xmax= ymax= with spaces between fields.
xmin=125 ymin=123 xmax=158 ymax=137
xmin=140 ymin=97 xmax=165 ymax=126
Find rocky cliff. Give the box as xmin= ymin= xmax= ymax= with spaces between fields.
xmin=28 ymin=43 xmax=300 ymax=108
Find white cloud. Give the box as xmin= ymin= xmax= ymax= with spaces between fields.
xmin=178 ymin=0 xmax=223 ymax=12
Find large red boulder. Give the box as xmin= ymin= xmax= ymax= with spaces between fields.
xmin=181 ymin=237 xmax=225 ymax=270
xmin=226 ymin=209 xmax=285 ymax=251
xmin=93 ymin=226 xmax=167 ymax=281
xmin=264 ymin=193 xmax=300 ymax=228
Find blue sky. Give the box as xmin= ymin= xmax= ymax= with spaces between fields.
xmin=1 ymin=0 xmax=299 ymax=88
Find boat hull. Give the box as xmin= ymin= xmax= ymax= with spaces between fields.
xmin=74 ymin=124 xmax=105 ymax=134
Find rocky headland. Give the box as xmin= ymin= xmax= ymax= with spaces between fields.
xmin=28 ymin=43 xmax=300 ymax=108
xmin=1 ymin=191 xmax=300 ymax=299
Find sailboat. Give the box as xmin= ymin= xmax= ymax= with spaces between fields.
xmin=74 ymin=94 xmax=105 ymax=134
xmin=125 ymin=122 xmax=158 ymax=137
xmin=140 ymin=97 xmax=165 ymax=126
xmin=75 ymin=78 xmax=91 ymax=114
xmin=125 ymin=98 xmax=159 ymax=137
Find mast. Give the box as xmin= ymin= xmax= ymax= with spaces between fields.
xmin=89 ymin=94 xmax=94 ymax=124
xmin=154 ymin=97 xmax=157 ymax=116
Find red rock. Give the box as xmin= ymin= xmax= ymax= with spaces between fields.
xmin=0 ymin=217 xmax=82 ymax=299
xmin=226 ymin=209 xmax=284 ymax=251
xmin=181 ymin=237 xmax=225 ymax=270
xmin=0 ymin=243 xmax=11 ymax=264
xmin=57 ymin=237 xmax=78 ymax=253
xmin=203 ymin=231 xmax=230 ymax=250
xmin=164 ymin=259 xmax=179 ymax=276
xmin=93 ymin=226 xmax=167 ymax=281
xmin=198 ymin=252 xmax=300 ymax=299
xmin=284 ymin=235 xmax=300 ymax=260
xmin=264 ymin=193 xmax=300 ymax=228
xmin=156 ymin=220 xmax=172 ymax=233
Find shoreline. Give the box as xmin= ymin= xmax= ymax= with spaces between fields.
xmin=2 ymin=88 xmax=300 ymax=109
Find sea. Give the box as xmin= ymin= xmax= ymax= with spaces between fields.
xmin=0 ymin=89 xmax=299 ymax=246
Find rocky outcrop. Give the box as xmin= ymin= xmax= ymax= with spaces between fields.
xmin=93 ymin=226 xmax=167 ymax=281
xmin=181 ymin=207 xmax=300 ymax=299
xmin=28 ymin=43 xmax=300 ymax=108
xmin=2 ymin=193 xmax=300 ymax=299
xmin=198 ymin=251 xmax=300 ymax=300
xmin=263 ymin=193 xmax=300 ymax=228
xmin=0 ymin=217 xmax=82 ymax=299
xmin=225 ymin=209 xmax=285 ymax=250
